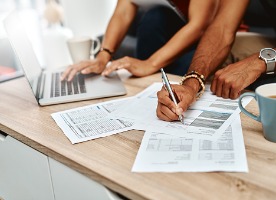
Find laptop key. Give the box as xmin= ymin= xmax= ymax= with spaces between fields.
xmin=78 ymin=74 xmax=86 ymax=93
xmin=51 ymin=72 xmax=87 ymax=97
xmin=50 ymin=73 xmax=54 ymax=98
xmin=61 ymin=80 xmax=66 ymax=96
xmin=72 ymin=76 xmax=79 ymax=94
xmin=67 ymin=80 xmax=73 ymax=95
xmin=55 ymin=73 xmax=60 ymax=97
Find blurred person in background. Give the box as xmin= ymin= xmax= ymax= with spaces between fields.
xmin=61 ymin=0 xmax=219 ymax=81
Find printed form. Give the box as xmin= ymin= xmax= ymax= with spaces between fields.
xmin=111 ymin=83 xmax=252 ymax=140
xmin=52 ymin=82 xmax=251 ymax=144
xmin=51 ymin=82 xmax=251 ymax=172
xmin=51 ymin=97 xmax=135 ymax=144
xmin=132 ymin=116 xmax=248 ymax=172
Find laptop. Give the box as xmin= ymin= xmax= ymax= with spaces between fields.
xmin=0 ymin=37 xmax=23 ymax=83
xmin=3 ymin=11 xmax=127 ymax=106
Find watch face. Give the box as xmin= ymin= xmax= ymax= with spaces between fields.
xmin=261 ymin=48 xmax=276 ymax=60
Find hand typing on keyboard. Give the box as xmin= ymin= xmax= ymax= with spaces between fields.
xmin=52 ymin=72 xmax=86 ymax=97
xmin=60 ymin=55 xmax=109 ymax=81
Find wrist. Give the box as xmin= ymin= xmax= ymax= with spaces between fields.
xmin=97 ymin=47 xmax=114 ymax=61
xmin=179 ymin=71 xmax=206 ymax=99
xmin=252 ymin=52 xmax=267 ymax=75
xmin=259 ymin=58 xmax=267 ymax=74
xmin=181 ymin=78 xmax=200 ymax=94
xmin=96 ymin=50 xmax=112 ymax=64
xmin=147 ymin=57 xmax=160 ymax=72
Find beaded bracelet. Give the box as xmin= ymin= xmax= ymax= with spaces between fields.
xmin=99 ymin=47 xmax=114 ymax=60
xmin=179 ymin=71 xmax=206 ymax=99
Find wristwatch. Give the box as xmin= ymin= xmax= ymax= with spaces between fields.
xmin=259 ymin=48 xmax=276 ymax=74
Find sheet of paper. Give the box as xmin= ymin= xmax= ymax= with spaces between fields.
xmin=51 ymin=97 xmax=135 ymax=144
xmin=132 ymin=116 xmax=248 ymax=172
xmin=111 ymin=82 xmax=252 ymax=140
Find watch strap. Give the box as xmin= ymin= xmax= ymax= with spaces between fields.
xmin=267 ymin=60 xmax=276 ymax=73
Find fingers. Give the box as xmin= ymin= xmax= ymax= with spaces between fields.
xmin=211 ymin=68 xmax=241 ymax=99
xmin=156 ymin=84 xmax=199 ymax=122
xmin=156 ymin=102 xmax=179 ymax=121
xmin=102 ymin=59 xmax=130 ymax=76
xmin=61 ymin=66 xmax=79 ymax=81
xmin=212 ymin=73 xmax=231 ymax=98
xmin=156 ymin=89 xmax=179 ymax=121
xmin=61 ymin=60 xmax=103 ymax=81
xmin=101 ymin=62 xmax=118 ymax=76
xmin=211 ymin=69 xmax=223 ymax=97
xmin=229 ymin=86 xmax=241 ymax=99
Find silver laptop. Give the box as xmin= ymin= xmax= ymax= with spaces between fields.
xmin=3 ymin=11 xmax=127 ymax=106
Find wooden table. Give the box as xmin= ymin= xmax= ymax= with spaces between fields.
xmin=0 ymin=73 xmax=276 ymax=200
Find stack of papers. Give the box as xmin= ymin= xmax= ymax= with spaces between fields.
xmin=51 ymin=83 xmax=252 ymax=172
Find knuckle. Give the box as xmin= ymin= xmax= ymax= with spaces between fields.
xmin=122 ymin=56 xmax=131 ymax=62
xmin=157 ymin=91 xmax=162 ymax=98
xmin=157 ymin=90 xmax=165 ymax=100
xmin=217 ymin=75 xmax=225 ymax=83
xmin=71 ymin=68 xmax=78 ymax=74
xmin=156 ymin=109 xmax=161 ymax=119
xmin=214 ymin=70 xmax=222 ymax=77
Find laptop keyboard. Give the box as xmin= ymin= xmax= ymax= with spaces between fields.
xmin=51 ymin=72 xmax=87 ymax=98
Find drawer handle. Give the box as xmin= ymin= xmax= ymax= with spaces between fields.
xmin=0 ymin=130 xmax=7 ymax=141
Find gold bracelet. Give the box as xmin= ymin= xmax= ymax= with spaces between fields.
xmin=179 ymin=71 xmax=206 ymax=100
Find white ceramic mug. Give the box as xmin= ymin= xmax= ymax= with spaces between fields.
xmin=67 ymin=36 xmax=101 ymax=64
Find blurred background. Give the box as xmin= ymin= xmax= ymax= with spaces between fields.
xmin=0 ymin=0 xmax=275 ymax=83
xmin=0 ymin=0 xmax=117 ymax=82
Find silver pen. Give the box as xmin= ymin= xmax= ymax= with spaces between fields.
xmin=160 ymin=68 xmax=183 ymax=122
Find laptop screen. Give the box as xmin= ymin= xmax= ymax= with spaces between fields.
xmin=3 ymin=11 xmax=42 ymax=95
xmin=0 ymin=37 xmax=23 ymax=83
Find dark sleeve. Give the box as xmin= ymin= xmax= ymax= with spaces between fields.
xmin=260 ymin=0 xmax=276 ymax=33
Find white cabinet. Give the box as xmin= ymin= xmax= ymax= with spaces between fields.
xmin=49 ymin=158 xmax=123 ymax=200
xmin=0 ymin=133 xmax=124 ymax=200
xmin=0 ymin=134 xmax=55 ymax=200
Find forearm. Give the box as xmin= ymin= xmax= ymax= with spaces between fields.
xmin=190 ymin=24 xmax=235 ymax=77
xmin=98 ymin=0 xmax=137 ymax=60
xmin=147 ymin=0 xmax=219 ymax=72
xmin=186 ymin=0 xmax=250 ymax=92
xmin=148 ymin=23 xmax=203 ymax=71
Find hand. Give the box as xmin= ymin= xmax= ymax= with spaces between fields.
xmin=101 ymin=56 xmax=158 ymax=77
xmin=211 ymin=54 xmax=266 ymax=99
xmin=156 ymin=84 xmax=197 ymax=121
xmin=61 ymin=58 xmax=107 ymax=81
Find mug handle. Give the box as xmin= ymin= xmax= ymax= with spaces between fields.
xmin=238 ymin=92 xmax=261 ymax=122
xmin=90 ymin=37 xmax=101 ymax=56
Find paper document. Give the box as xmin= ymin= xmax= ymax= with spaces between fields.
xmin=111 ymin=83 xmax=252 ymax=140
xmin=132 ymin=116 xmax=248 ymax=172
xmin=51 ymin=97 xmax=135 ymax=144
xmin=51 ymin=82 xmax=250 ymax=173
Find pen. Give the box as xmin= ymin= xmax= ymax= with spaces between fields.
xmin=160 ymin=68 xmax=183 ymax=122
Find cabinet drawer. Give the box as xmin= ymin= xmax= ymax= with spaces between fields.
xmin=0 ymin=133 xmax=54 ymax=200
xmin=49 ymin=157 xmax=123 ymax=200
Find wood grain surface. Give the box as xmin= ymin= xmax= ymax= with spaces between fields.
xmin=0 ymin=73 xmax=276 ymax=200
